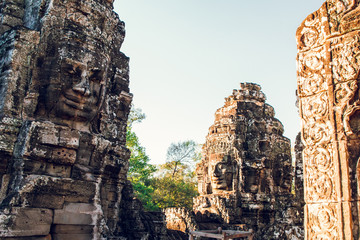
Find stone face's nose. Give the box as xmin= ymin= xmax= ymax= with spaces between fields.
xmin=72 ymin=70 xmax=91 ymax=96
xmin=213 ymin=165 xmax=221 ymax=177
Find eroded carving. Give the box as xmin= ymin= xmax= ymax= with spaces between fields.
xmin=192 ymin=83 xmax=301 ymax=239
xmin=209 ymin=155 xmax=236 ymax=193
xmin=307 ymin=204 xmax=340 ymax=240
xmin=43 ymin=56 xmax=108 ymax=128
xmin=297 ymin=1 xmax=360 ymax=239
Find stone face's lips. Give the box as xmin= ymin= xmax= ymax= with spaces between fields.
xmin=212 ymin=177 xmax=225 ymax=183
xmin=211 ymin=176 xmax=226 ymax=189
xmin=62 ymin=92 xmax=94 ymax=112
xmin=64 ymin=92 xmax=84 ymax=104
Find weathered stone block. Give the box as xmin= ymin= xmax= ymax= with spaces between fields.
xmin=1 ymin=3 xmax=25 ymax=20
xmin=0 ymin=174 xmax=10 ymax=202
xmin=63 ymin=203 xmax=97 ymax=213
xmin=1 ymin=15 xmax=23 ymax=28
xmin=53 ymin=211 xmax=93 ymax=225
xmin=50 ymin=148 xmax=77 ymax=165
xmin=71 ymin=164 xmax=95 ymax=181
xmin=3 ymin=235 xmax=51 ymax=240
xmin=59 ymin=129 xmax=80 ymax=149
xmin=0 ymin=208 xmax=53 ymax=237
xmin=53 ymin=203 xmax=97 ymax=225
xmin=23 ymin=160 xmax=71 ymax=178
xmin=52 ymin=234 xmax=93 ymax=240
xmin=45 ymin=163 xmax=71 ymax=178
xmin=18 ymin=176 xmax=96 ymax=205
xmin=37 ymin=126 xmax=59 ymax=146
xmin=26 ymin=193 xmax=65 ymax=209
xmin=0 ymin=118 xmax=22 ymax=153
xmin=51 ymin=224 xmax=93 ymax=234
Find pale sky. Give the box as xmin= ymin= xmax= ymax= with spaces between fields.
xmin=113 ymin=0 xmax=325 ymax=164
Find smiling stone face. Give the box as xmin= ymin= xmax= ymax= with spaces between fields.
xmin=47 ymin=56 xmax=107 ymax=122
xmin=209 ymin=155 xmax=234 ymax=193
xmin=38 ymin=43 xmax=110 ymax=131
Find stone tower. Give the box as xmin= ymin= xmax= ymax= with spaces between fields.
xmin=297 ymin=1 xmax=360 ymax=239
xmin=194 ymin=83 xmax=301 ymax=239
xmin=0 ymin=0 xmax=133 ymax=238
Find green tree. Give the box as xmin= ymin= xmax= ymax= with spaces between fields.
xmin=151 ymin=173 xmax=198 ymax=209
xmin=126 ymin=106 xmax=158 ymax=211
xmin=127 ymin=111 xmax=201 ymax=211
xmin=148 ymin=140 xmax=201 ymax=209
xmin=165 ymin=140 xmax=199 ymax=177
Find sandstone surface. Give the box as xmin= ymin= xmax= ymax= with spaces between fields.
xmin=297 ymin=1 xmax=360 ymax=238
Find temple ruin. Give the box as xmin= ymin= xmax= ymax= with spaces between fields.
xmin=162 ymin=85 xmax=306 ymax=239
xmin=189 ymin=83 xmax=303 ymax=239
xmin=296 ymin=0 xmax=360 ymax=239
xmin=2 ymin=0 xmax=360 ymax=239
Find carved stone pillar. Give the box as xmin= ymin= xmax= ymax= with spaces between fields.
xmin=297 ymin=1 xmax=360 ymax=239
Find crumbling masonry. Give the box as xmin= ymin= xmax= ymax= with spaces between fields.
xmin=191 ymin=83 xmax=304 ymax=239
xmin=0 ymin=0 xmax=138 ymax=239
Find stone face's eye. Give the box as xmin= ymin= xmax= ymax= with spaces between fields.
xmin=67 ymin=68 xmax=76 ymax=74
xmin=64 ymin=64 xmax=80 ymax=76
xmin=90 ymin=69 xmax=102 ymax=82
xmin=215 ymin=163 xmax=225 ymax=171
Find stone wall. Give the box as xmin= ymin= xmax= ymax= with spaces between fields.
xmin=164 ymin=208 xmax=198 ymax=233
xmin=297 ymin=1 xmax=360 ymax=239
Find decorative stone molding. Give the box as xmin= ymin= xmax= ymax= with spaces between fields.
xmin=297 ymin=1 xmax=360 ymax=238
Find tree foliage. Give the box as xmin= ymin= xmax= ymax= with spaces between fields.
xmin=165 ymin=140 xmax=199 ymax=177
xmin=126 ymin=108 xmax=200 ymax=211
xmin=150 ymin=157 xmax=199 ymax=209
xmin=126 ymin=106 xmax=158 ymax=211
xmin=149 ymin=141 xmax=200 ymax=209
xmin=151 ymin=176 xmax=197 ymax=209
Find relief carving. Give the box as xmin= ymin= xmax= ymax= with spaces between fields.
xmin=307 ymin=204 xmax=340 ymax=240
xmin=302 ymin=121 xmax=332 ymax=147
xmin=208 ymin=155 xmax=237 ymax=194
xmin=327 ymin=0 xmax=357 ymax=33
xmin=42 ymin=56 xmax=108 ymax=129
xmin=331 ymin=33 xmax=360 ymax=84
xmin=297 ymin=46 xmax=328 ymax=97
xmin=296 ymin=4 xmax=329 ymax=52
xmin=301 ymin=92 xmax=329 ymax=122
xmin=297 ymin=1 xmax=360 ymax=239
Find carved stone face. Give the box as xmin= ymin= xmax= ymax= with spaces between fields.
xmin=209 ymin=155 xmax=233 ymax=193
xmin=43 ymin=50 xmax=109 ymax=131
